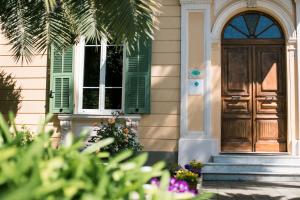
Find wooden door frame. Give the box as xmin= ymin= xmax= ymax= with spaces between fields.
xmin=221 ymin=39 xmax=287 ymax=153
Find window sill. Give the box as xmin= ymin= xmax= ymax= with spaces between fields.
xmin=57 ymin=113 xmax=141 ymax=121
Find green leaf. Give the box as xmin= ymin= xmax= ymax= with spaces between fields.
xmin=82 ymin=138 xmax=114 ymax=154
xmin=0 ymin=147 xmax=17 ymax=161
xmin=0 ymin=114 xmax=12 ymax=143
xmin=107 ymin=150 xmax=133 ymax=170
xmin=0 ymin=0 xmax=160 ymax=62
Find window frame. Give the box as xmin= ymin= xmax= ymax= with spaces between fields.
xmin=75 ymin=37 xmax=126 ymax=115
xmin=222 ymin=11 xmax=284 ymax=40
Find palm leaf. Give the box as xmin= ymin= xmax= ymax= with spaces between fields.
xmin=0 ymin=0 xmax=160 ymax=62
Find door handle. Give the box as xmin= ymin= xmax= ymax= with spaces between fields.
xmin=231 ymin=96 xmax=241 ymax=101
xmin=264 ymin=96 xmax=274 ymax=101
xmin=49 ymin=90 xmax=55 ymax=98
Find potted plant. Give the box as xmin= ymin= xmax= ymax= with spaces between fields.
xmin=184 ymin=160 xmax=203 ymax=190
xmin=174 ymin=169 xmax=199 ymax=191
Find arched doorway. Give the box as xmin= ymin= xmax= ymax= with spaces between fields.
xmin=221 ymin=12 xmax=287 ymax=152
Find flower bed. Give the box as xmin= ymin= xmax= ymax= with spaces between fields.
xmin=148 ymin=160 xmax=203 ymax=198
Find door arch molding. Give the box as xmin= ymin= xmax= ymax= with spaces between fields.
xmin=221 ymin=11 xmax=287 ymax=152
xmin=211 ymin=0 xmax=296 ymax=43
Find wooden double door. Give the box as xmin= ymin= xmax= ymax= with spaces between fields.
xmin=221 ymin=44 xmax=287 ymax=152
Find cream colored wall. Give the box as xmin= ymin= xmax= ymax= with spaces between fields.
xmin=0 ymin=0 xmax=181 ymax=152
xmin=187 ymin=12 xmax=204 ymax=132
xmin=139 ymin=0 xmax=180 ymax=152
xmin=0 ymin=32 xmax=61 ymax=145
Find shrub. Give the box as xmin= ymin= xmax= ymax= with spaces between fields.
xmin=0 ymin=113 xmax=214 ymax=200
xmin=0 ymin=114 xmax=164 ymax=199
xmin=89 ymin=111 xmax=142 ymax=154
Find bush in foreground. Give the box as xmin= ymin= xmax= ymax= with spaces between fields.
xmin=0 ymin=113 xmax=213 ymax=200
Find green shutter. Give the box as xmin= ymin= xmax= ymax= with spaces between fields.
xmin=125 ymin=39 xmax=151 ymax=114
xmin=50 ymin=47 xmax=74 ymax=114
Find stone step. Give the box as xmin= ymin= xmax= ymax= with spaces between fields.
xmin=203 ymin=163 xmax=300 ymax=174
xmin=213 ymin=155 xmax=300 ymax=165
xmin=202 ymin=155 xmax=300 ymax=181
xmin=203 ymin=172 xmax=300 ymax=182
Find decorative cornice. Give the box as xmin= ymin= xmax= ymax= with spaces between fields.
xmin=180 ymin=0 xmax=211 ymax=5
xmin=246 ymin=0 xmax=257 ymax=8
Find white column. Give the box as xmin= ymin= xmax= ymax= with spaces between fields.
xmin=179 ymin=0 xmax=217 ymax=165
xmin=294 ymin=0 xmax=300 ymax=155
xmin=287 ymin=42 xmax=298 ymax=155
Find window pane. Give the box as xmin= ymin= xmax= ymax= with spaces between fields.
xmin=105 ymin=88 xmax=122 ymax=109
xmin=257 ymin=25 xmax=282 ymax=39
xmin=105 ymin=46 xmax=123 ymax=87
xmin=86 ymin=39 xmax=101 ymax=45
xmin=223 ymin=26 xmax=247 ymax=39
xmin=230 ymin=16 xmax=249 ymax=35
xmin=83 ymin=88 xmax=99 ymax=109
xmin=243 ymin=14 xmax=260 ymax=36
xmin=255 ymin=16 xmax=273 ymax=35
xmin=84 ymin=47 xmax=100 ymax=87
xmin=223 ymin=13 xmax=283 ymax=39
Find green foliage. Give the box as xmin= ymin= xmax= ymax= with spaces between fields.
xmin=0 ymin=113 xmax=214 ymax=200
xmin=89 ymin=112 xmax=142 ymax=154
xmin=175 ymin=170 xmax=199 ymax=189
xmin=0 ymin=113 xmax=164 ymax=200
xmin=189 ymin=160 xmax=203 ymax=170
xmin=0 ymin=0 xmax=160 ymax=62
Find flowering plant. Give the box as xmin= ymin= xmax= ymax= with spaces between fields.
xmin=169 ymin=163 xmax=183 ymax=176
xmin=184 ymin=160 xmax=203 ymax=176
xmin=150 ymin=177 xmax=198 ymax=195
xmin=88 ymin=111 xmax=142 ymax=154
xmin=175 ymin=169 xmax=199 ymax=190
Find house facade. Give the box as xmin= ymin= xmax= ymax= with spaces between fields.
xmin=1 ymin=0 xmax=300 ymax=165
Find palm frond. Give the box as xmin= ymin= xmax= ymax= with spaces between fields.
xmin=0 ymin=0 xmax=36 ymax=63
xmin=0 ymin=0 xmax=160 ymax=62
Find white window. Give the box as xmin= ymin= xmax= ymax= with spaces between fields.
xmin=77 ymin=38 xmax=125 ymax=114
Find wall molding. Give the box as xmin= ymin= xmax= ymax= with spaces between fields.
xmin=180 ymin=2 xmax=211 ymax=138
xmin=211 ymin=0 xmax=296 ymax=43
xmin=180 ymin=0 xmax=211 ymax=4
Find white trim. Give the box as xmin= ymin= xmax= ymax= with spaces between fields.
xmin=99 ymin=38 xmax=106 ymax=113
xmin=74 ymin=37 xmax=125 ymax=115
xmin=179 ymin=0 xmax=300 ymax=163
xmin=58 ymin=114 xmax=141 ymax=121
xmin=180 ymin=2 xmax=211 ymax=138
xmin=210 ymin=0 xmax=298 ymax=156
xmin=295 ymin=0 xmax=300 ymax=156
xmin=180 ymin=0 xmax=211 ymax=4
xmin=286 ymin=42 xmax=297 ymax=155
xmin=211 ymin=0 xmax=296 ymax=43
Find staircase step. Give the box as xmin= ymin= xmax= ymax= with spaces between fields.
xmin=203 ymin=163 xmax=300 ymax=173
xmin=213 ymin=155 xmax=300 ymax=164
xmin=202 ymin=155 xmax=300 ymax=182
xmin=203 ymin=172 xmax=300 ymax=182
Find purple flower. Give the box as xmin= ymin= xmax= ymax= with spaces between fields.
xmin=184 ymin=164 xmax=191 ymax=170
xmin=170 ymin=177 xmax=177 ymax=185
xmin=151 ymin=176 xmax=199 ymax=194
xmin=150 ymin=178 xmax=160 ymax=186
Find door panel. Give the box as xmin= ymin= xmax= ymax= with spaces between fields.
xmin=255 ymin=46 xmax=285 ymax=96
xmin=222 ymin=46 xmax=251 ymax=96
xmin=255 ymin=118 xmax=286 ymax=152
xmin=221 ymin=44 xmax=287 ymax=152
xmin=221 ymin=46 xmax=252 ymax=152
xmin=254 ymin=45 xmax=287 ymax=152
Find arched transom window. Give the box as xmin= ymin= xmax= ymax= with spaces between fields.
xmin=223 ymin=12 xmax=283 ymax=39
